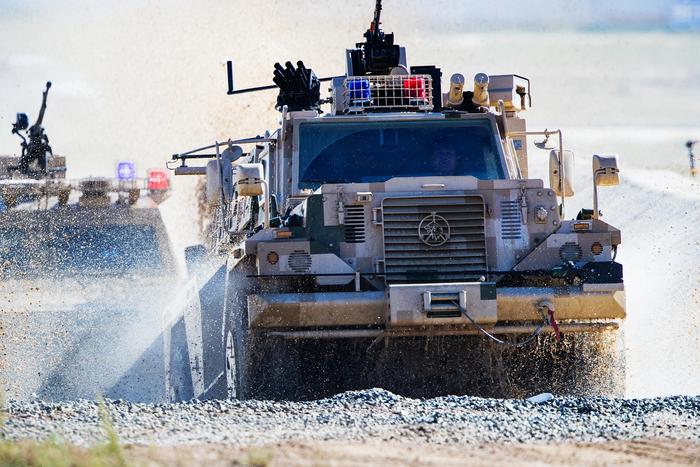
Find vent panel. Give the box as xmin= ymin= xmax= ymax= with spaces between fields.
xmin=288 ymin=250 xmax=312 ymax=273
xmin=559 ymin=242 xmax=583 ymax=262
xmin=500 ymin=200 xmax=522 ymax=240
xmin=344 ymin=205 xmax=366 ymax=243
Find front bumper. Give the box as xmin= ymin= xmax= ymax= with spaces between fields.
xmin=247 ymin=282 xmax=626 ymax=330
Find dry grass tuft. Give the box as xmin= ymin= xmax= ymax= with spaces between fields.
xmin=0 ymin=396 xmax=128 ymax=467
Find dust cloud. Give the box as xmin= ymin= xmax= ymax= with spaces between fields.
xmin=0 ymin=0 xmax=699 ymax=399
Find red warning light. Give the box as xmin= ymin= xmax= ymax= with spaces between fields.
xmin=403 ymin=77 xmax=426 ymax=99
xmin=148 ymin=169 xmax=170 ymax=191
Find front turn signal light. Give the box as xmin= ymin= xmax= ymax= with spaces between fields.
xmin=572 ymin=221 xmax=592 ymax=232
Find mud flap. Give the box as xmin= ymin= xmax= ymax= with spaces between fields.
xmin=163 ymin=257 xmax=227 ymax=401
xmin=163 ymin=315 xmax=194 ymax=401
xmin=198 ymin=264 xmax=227 ymax=399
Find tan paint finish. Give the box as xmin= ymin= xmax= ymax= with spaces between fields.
xmin=246 ymin=284 xmax=625 ymax=330
xmin=496 ymin=286 xmax=626 ymax=321
xmin=248 ymin=291 xmax=386 ymax=328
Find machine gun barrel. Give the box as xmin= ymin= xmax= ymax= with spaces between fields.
xmin=33 ymin=81 xmax=51 ymax=128
xmin=372 ymin=0 xmax=382 ymax=35
xmin=227 ymin=60 xmax=341 ymax=96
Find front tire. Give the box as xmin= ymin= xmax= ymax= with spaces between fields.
xmin=222 ymin=260 xmax=301 ymax=400
xmin=224 ymin=328 xmax=237 ymax=399
xmin=223 ymin=262 xmax=254 ymax=400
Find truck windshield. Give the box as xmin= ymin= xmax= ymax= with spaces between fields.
xmin=298 ymin=118 xmax=504 ymax=189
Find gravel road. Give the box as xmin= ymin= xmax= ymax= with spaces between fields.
xmin=3 ymin=389 xmax=700 ymax=447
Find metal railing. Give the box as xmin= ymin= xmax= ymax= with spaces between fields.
xmin=344 ymin=74 xmax=433 ymax=112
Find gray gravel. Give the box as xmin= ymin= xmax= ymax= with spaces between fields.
xmin=2 ymin=389 xmax=700 ymax=446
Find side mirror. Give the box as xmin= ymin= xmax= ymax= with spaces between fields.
xmin=206 ymin=159 xmax=233 ymax=207
xmin=235 ymin=163 xmax=265 ymax=197
xmin=549 ymin=149 xmax=575 ymax=197
xmin=592 ymin=154 xmax=620 ymax=220
xmin=204 ymin=145 xmax=242 ymax=206
xmin=592 ymin=155 xmax=619 ymax=186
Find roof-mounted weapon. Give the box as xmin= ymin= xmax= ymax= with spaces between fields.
xmin=224 ymin=1 xmax=401 ymax=111
xmin=219 ymin=0 xmax=441 ymax=115
xmin=273 ymin=61 xmax=321 ymax=112
xmin=31 ymin=81 xmax=51 ymax=135
xmin=11 ymin=81 xmax=53 ymax=176
xmin=348 ymin=0 xmax=401 ymax=76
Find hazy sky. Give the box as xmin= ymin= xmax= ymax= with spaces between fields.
xmin=0 ymin=0 xmax=690 ymax=30
xmin=0 ymin=0 xmax=697 ymax=177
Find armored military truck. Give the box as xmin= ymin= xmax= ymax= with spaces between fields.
xmin=0 ymin=82 xmax=176 ymax=401
xmin=0 ymin=84 xmax=172 ymax=246
xmin=170 ymin=1 xmax=625 ymax=400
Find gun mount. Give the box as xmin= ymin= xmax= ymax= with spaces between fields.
xmin=348 ymin=0 xmax=401 ymax=76
xmin=273 ymin=61 xmax=322 ymax=112
xmin=9 ymin=81 xmax=57 ymax=177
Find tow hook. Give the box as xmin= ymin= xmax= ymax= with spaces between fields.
xmin=538 ymin=300 xmax=561 ymax=342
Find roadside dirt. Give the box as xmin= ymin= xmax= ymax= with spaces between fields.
xmin=126 ymin=439 xmax=700 ymax=466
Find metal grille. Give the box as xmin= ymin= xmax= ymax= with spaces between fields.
xmin=288 ymin=250 xmax=312 ymax=273
xmin=559 ymin=242 xmax=583 ymax=262
xmin=344 ymin=75 xmax=433 ymax=112
xmin=344 ymin=205 xmax=366 ymax=243
xmin=500 ymin=200 xmax=522 ymax=240
xmin=381 ymin=195 xmax=487 ymax=283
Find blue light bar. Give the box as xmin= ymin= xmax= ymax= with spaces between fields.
xmin=348 ymin=78 xmax=371 ymax=103
xmin=117 ymin=161 xmax=136 ymax=180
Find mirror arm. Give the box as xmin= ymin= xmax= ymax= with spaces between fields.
xmin=216 ymin=141 xmax=228 ymax=217
xmin=557 ymin=130 xmax=565 ymax=216
xmin=262 ymin=180 xmax=270 ymax=229
xmin=13 ymin=130 xmax=27 ymax=146
xmin=506 ymin=128 xmax=565 ymax=215
xmin=593 ymin=172 xmax=600 ymax=220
